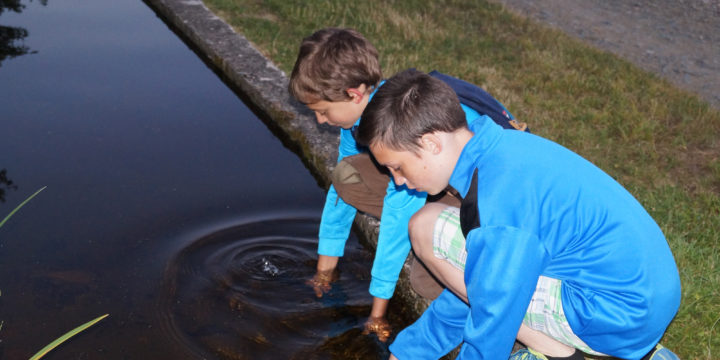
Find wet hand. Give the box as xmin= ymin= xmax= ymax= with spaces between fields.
xmin=306 ymin=269 xmax=337 ymax=297
xmin=362 ymin=316 xmax=392 ymax=342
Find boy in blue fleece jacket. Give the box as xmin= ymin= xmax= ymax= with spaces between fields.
xmin=288 ymin=28 xmax=521 ymax=341
xmin=355 ymin=69 xmax=681 ymax=360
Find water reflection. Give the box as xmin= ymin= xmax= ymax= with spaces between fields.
xmin=161 ymin=216 xmax=390 ymax=359
xmin=0 ymin=0 xmax=47 ymax=66
xmin=0 ymin=169 xmax=18 ymax=203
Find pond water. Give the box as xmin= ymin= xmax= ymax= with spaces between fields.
xmin=0 ymin=1 xmax=396 ymax=358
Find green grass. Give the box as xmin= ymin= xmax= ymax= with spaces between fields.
xmin=202 ymin=0 xmax=720 ymax=358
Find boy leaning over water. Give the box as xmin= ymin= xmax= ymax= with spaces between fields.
xmin=355 ymin=69 xmax=682 ymax=360
xmin=287 ymin=28 xmax=519 ymax=341
xmin=288 ymin=27 xmax=424 ymax=340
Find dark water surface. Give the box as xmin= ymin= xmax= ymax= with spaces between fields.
xmin=0 ymin=1 xmax=389 ymax=358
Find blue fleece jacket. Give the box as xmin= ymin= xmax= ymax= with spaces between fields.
xmin=318 ymin=85 xmax=486 ymax=299
xmin=389 ymin=118 xmax=681 ymax=359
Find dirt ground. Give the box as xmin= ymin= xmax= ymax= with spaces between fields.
xmin=487 ymin=0 xmax=720 ymax=109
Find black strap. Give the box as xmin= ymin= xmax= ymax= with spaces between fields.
xmin=460 ymin=169 xmax=480 ymax=238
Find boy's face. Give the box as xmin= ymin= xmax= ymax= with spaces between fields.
xmin=305 ymin=86 xmax=369 ymax=129
xmin=370 ymin=137 xmax=451 ymax=195
xmin=306 ymin=98 xmax=364 ymax=129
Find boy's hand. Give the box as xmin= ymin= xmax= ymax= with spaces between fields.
xmin=362 ymin=316 xmax=392 ymax=342
xmin=306 ymin=269 xmax=337 ymax=297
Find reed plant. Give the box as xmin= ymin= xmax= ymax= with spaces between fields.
xmin=202 ymin=0 xmax=720 ymax=358
xmin=1 ymin=187 xmax=108 ymax=359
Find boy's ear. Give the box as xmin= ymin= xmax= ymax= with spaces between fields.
xmin=346 ymin=84 xmax=368 ymax=104
xmin=420 ymin=133 xmax=442 ymax=154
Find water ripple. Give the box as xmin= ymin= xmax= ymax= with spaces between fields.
xmin=158 ymin=216 xmax=388 ymax=359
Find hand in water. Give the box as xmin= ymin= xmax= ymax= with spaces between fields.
xmin=306 ymin=269 xmax=337 ymax=297
xmin=362 ymin=316 xmax=392 ymax=342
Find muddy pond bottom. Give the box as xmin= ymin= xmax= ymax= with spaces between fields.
xmin=161 ymin=216 xmax=392 ymax=359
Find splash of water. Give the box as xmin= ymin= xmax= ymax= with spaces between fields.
xmin=261 ymin=257 xmax=279 ymax=277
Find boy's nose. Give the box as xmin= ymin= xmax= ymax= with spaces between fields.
xmin=391 ymin=172 xmax=407 ymax=187
xmin=314 ymin=113 xmax=327 ymax=124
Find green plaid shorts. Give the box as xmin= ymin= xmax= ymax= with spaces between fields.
xmin=431 ymin=206 xmax=605 ymax=355
xmin=432 ymin=206 xmax=467 ymax=271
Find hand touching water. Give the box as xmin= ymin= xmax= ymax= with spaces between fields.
xmin=363 ymin=315 xmax=392 ymax=342
xmin=306 ymin=255 xmax=339 ymax=297
xmin=306 ymin=268 xmax=338 ymax=297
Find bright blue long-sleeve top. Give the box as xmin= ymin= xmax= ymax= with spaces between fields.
xmin=389 ymin=118 xmax=681 ymax=359
xmin=318 ymin=85 xmax=485 ymax=299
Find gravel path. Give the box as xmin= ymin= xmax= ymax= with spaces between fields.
xmin=488 ymin=0 xmax=720 ymax=109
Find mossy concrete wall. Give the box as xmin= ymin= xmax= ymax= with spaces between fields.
xmin=143 ymin=0 xmax=431 ymax=318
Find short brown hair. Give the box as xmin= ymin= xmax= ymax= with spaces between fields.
xmin=356 ymin=69 xmax=467 ymax=152
xmin=289 ymin=28 xmax=382 ymax=104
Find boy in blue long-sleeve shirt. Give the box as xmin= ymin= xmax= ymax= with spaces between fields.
xmin=288 ymin=28 xmax=521 ymax=340
xmin=355 ymin=69 xmax=681 ymax=360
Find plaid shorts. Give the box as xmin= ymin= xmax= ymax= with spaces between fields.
xmin=432 ymin=206 xmax=467 ymax=271
xmin=431 ymin=206 xmax=605 ymax=356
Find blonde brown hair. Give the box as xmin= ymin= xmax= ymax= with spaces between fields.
xmin=289 ymin=28 xmax=382 ymax=104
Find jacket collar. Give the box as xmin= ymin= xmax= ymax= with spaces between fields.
xmin=448 ymin=118 xmax=503 ymax=198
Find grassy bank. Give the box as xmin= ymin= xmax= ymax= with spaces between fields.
xmin=202 ymin=0 xmax=720 ymax=358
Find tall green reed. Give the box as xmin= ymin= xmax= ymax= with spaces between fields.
xmin=1 ymin=186 xmax=108 ymax=359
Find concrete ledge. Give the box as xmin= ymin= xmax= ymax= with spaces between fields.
xmin=144 ymin=0 xmax=431 ymax=323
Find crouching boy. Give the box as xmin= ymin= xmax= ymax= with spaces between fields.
xmin=355 ymin=69 xmax=682 ymax=360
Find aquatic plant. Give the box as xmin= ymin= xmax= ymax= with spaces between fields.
xmin=0 ymin=186 xmax=45 ymax=228
xmin=29 ymin=314 xmax=109 ymax=360
xmin=1 ymin=186 xmax=108 ymax=359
